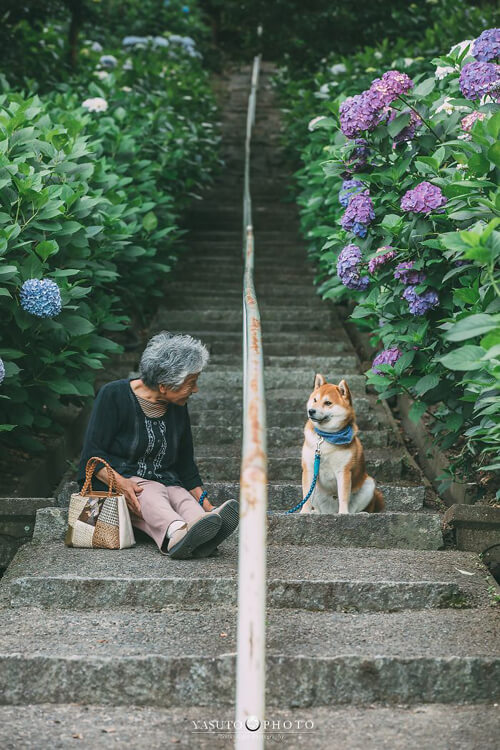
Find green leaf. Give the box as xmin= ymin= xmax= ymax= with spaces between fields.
xmin=61 ymin=315 xmax=95 ymax=336
xmin=487 ymin=141 xmax=500 ymax=168
xmin=387 ymin=112 xmax=410 ymax=138
xmin=142 ymin=211 xmax=158 ymax=232
xmin=486 ymin=110 xmax=500 ymax=140
xmin=0 ymin=424 xmax=17 ymax=432
xmin=439 ymin=345 xmax=486 ymax=371
xmin=414 ymin=374 xmax=440 ymax=396
xmin=34 ymin=240 xmax=59 ymax=261
xmin=413 ymin=78 xmax=435 ymax=97
xmin=408 ymin=400 xmax=427 ymax=424
xmin=446 ymin=314 xmax=499 ymax=342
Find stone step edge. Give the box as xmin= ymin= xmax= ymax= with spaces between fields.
xmin=7 ymin=577 xmax=464 ymax=612
xmin=0 ymin=654 xmax=497 ymax=706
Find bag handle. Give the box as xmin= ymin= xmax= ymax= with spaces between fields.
xmin=81 ymin=456 xmax=120 ymax=498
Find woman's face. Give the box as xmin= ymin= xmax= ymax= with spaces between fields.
xmin=159 ymin=372 xmax=200 ymax=405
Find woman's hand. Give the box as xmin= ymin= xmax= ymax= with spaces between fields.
xmin=96 ymin=467 xmax=143 ymax=517
xmin=118 ymin=478 xmax=144 ymax=517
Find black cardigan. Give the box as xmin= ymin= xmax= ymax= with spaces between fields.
xmin=77 ymin=378 xmax=203 ymax=492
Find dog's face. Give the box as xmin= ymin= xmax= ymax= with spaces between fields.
xmin=306 ymin=373 xmax=354 ymax=431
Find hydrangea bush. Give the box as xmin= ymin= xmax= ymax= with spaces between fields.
xmin=0 ymin=14 xmax=220 ymax=452
xmin=278 ymin=19 xmax=500 ymax=494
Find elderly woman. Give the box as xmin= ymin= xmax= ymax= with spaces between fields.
xmin=77 ymin=331 xmax=239 ymax=559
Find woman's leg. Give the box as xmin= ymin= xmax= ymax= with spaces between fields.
xmin=128 ymin=477 xmax=185 ymax=550
xmin=167 ymin=485 xmax=206 ymax=525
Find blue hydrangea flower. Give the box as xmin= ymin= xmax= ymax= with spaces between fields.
xmin=337 ymin=244 xmax=370 ymax=290
xmin=99 ymin=54 xmax=117 ymax=69
xmin=473 ymin=29 xmax=500 ymax=62
xmin=122 ymin=36 xmax=148 ymax=47
xmin=341 ymin=190 xmax=375 ymax=237
xmin=20 ymin=279 xmax=62 ymax=318
xmin=182 ymin=5 xmax=190 ymax=12
xmin=402 ymin=287 xmax=439 ymax=315
xmin=339 ymin=179 xmax=364 ymax=208
xmin=0 ymin=357 xmax=5 ymax=385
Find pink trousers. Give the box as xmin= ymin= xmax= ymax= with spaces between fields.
xmin=128 ymin=476 xmax=206 ymax=550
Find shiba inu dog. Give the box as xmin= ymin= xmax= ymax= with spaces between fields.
xmin=300 ymin=373 xmax=384 ymax=514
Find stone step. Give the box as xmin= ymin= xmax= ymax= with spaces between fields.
xmin=156 ymin=318 xmax=336 ymax=334
xmin=192 ymin=426 xmax=390 ymax=451
xmin=0 ymin=704 xmax=497 ymax=749
xmin=3 ymin=543 xmax=484 ymax=612
xmin=208 ymin=339 xmax=353 ymax=355
xmin=194 ymin=451 xmax=410 ymax=481
xmin=189 ymin=393 xmax=379 ymax=420
xmin=159 ymin=308 xmax=335 ymax=325
xmin=209 ymin=354 xmax=358 ymax=369
xmin=195 ymin=370 xmax=366 ymax=392
xmin=164 ymin=283 xmax=319 ymax=298
xmin=32 ymin=508 xmax=439 ymax=550
xmin=0 ymin=606 xmax=497 ymax=706
xmin=201 ymin=480 xmax=424 ymax=512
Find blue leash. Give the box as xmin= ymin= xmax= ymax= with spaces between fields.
xmin=269 ymin=436 xmax=323 ymax=516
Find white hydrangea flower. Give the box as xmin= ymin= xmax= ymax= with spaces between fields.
xmin=121 ymin=86 xmax=132 ymax=93
xmin=435 ymin=65 xmax=455 ymax=80
xmin=435 ymin=97 xmax=455 ymax=115
xmin=374 ymin=51 xmax=383 ymax=60
xmin=449 ymin=39 xmax=474 ymax=57
xmin=94 ymin=70 xmax=109 ymax=80
xmin=329 ymin=63 xmax=347 ymax=75
xmin=91 ymin=41 xmax=103 ymax=52
xmin=403 ymin=58 xmax=414 ymax=67
xmin=456 ymin=162 xmax=468 ymax=170
xmin=122 ymin=59 xmax=133 ymax=71
xmin=82 ymin=97 xmax=108 ymax=113
xmin=308 ymin=115 xmax=327 ymax=131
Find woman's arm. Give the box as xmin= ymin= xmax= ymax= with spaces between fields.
xmin=189 ymin=485 xmax=214 ymax=512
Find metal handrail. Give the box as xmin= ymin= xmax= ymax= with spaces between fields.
xmin=235 ymin=53 xmax=267 ymax=750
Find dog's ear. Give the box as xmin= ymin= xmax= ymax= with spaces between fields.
xmin=314 ymin=373 xmax=325 ymax=390
xmin=338 ymin=379 xmax=352 ymax=404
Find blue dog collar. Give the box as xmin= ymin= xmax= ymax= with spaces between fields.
xmin=313 ymin=424 xmax=354 ymax=445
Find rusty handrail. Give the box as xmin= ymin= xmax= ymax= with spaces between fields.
xmin=235 ymin=53 xmax=267 ymax=750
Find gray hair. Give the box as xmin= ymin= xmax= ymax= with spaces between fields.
xmin=139 ymin=331 xmax=209 ymax=390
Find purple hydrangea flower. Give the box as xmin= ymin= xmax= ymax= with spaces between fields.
xmin=339 ymin=90 xmax=386 ymax=138
xmin=459 ymin=61 xmax=500 ymax=101
xmin=394 ymin=261 xmax=426 ymax=285
xmin=372 ymin=347 xmax=403 ymax=374
xmin=370 ymin=70 xmax=414 ymax=106
xmin=472 ymin=29 xmax=500 ymax=62
xmin=0 ymin=357 xmax=5 ymax=385
xmin=344 ymin=138 xmax=370 ymax=173
xmin=401 ymin=182 xmax=447 ymax=214
xmin=368 ymin=246 xmax=396 ymax=273
xmin=461 ymin=111 xmax=487 ymax=133
xmin=388 ymin=108 xmax=421 ymax=143
xmin=402 ymin=287 xmax=439 ymax=315
xmin=337 ymin=244 xmax=370 ymax=290
xmin=339 ymin=179 xmax=364 ymax=208
xmin=20 ymin=279 xmax=62 ymax=318
xmin=341 ymin=190 xmax=375 ymax=237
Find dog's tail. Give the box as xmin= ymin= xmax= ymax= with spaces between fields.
xmin=366 ymin=487 xmax=385 ymax=513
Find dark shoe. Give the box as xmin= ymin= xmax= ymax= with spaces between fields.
xmin=192 ymin=500 xmax=239 ymax=558
xmin=166 ymin=514 xmax=222 ymax=560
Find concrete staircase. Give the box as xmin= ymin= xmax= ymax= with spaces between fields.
xmin=0 ymin=65 xmax=498 ymax=748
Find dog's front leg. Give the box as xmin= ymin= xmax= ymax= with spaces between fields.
xmin=336 ymin=469 xmax=352 ymax=514
xmin=300 ymin=457 xmax=314 ymax=513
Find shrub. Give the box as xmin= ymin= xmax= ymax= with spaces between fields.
xmin=0 ymin=14 xmax=220 ymax=452
xmin=278 ymin=19 xmax=500 ymax=496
